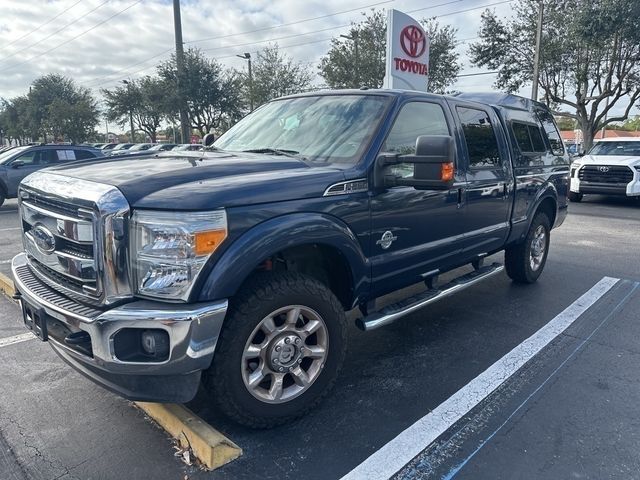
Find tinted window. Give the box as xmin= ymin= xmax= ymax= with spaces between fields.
xmin=457 ymin=107 xmax=501 ymax=168
xmin=529 ymin=125 xmax=546 ymax=152
xmin=512 ymin=122 xmax=546 ymax=153
xmin=14 ymin=150 xmax=38 ymax=165
xmin=382 ymin=102 xmax=449 ymax=154
xmin=537 ymin=110 xmax=564 ymax=156
xmin=74 ymin=149 xmax=97 ymax=160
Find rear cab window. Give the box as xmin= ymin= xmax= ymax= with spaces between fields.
xmin=456 ymin=106 xmax=502 ymax=169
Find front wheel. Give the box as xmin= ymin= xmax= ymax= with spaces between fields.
xmin=203 ymin=272 xmax=347 ymax=428
xmin=505 ymin=212 xmax=551 ymax=284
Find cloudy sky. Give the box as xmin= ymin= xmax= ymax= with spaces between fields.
xmin=0 ymin=0 xmax=521 ymax=100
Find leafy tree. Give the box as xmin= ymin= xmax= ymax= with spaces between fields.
xmin=158 ymin=48 xmax=244 ymax=135
xmin=555 ymin=117 xmax=577 ymax=131
xmin=28 ymin=74 xmax=99 ymax=142
xmin=318 ymin=10 xmax=462 ymax=93
xmin=102 ymin=76 xmax=169 ymax=142
xmin=244 ymin=44 xmax=313 ymax=108
xmin=469 ymin=0 xmax=640 ymax=150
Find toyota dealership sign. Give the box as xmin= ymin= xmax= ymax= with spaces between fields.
xmin=383 ymin=9 xmax=430 ymax=91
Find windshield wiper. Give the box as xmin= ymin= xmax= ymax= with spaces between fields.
xmin=242 ymin=148 xmax=301 ymax=158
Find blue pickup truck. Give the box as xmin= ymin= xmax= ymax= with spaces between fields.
xmin=12 ymin=89 xmax=568 ymax=427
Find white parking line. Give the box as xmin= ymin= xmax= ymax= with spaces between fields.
xmin=0 ymin=227 xmax=21 ymax=231
xmin=0 ymin=332 xmax=35 ymax=348
xmin=340 ymin=276 xmax=620 ymax=480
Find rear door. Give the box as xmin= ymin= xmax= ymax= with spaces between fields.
xmin=448 ymin=101 xmax=513 ymax=256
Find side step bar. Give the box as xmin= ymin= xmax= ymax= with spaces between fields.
xmin=356 ymin=263 xmax=504 ymax=331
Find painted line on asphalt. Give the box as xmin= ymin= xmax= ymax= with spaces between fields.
xmin=340 ymin=276 xmax=620 ymax=480
xmin=0 ymin=272 xmax=15 ymax=298
xmin=0 ymin=227 xmax=21 ymax=231
xmin=0 ymin=333 xmax=35 ymax=348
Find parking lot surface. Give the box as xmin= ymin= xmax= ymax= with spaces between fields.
xmin=0 ymin=195 xmax=639 ymax=479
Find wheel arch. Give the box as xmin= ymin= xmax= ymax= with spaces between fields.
xmin=195 ymin=213 xmax=370 ymax=310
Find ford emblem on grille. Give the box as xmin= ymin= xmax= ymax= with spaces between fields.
xmin=32 ymin=225 xmax=56 ymax=255
xmin=598 ymin=166 xmax=610 ymax=173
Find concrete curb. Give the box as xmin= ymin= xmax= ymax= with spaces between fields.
xmin=136 ymin=402 xmax=242 ymax=470
xmin=0 ymin=274 xmax=242 ymax=471
xmin=0 ymin=272 xmax=16 ymax=299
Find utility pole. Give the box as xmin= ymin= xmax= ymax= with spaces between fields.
xmin=237 ymin=53 xmax=253 ymax=111
xmin=173 ymin=0 xmax=190 ymax=143
xmin=121 ymin=80 xmax=136 ymax=142
xmin=531 ymin=0 xmax=544 ymax=101
xmin=341 ymin=32 xmax=359 ymax=87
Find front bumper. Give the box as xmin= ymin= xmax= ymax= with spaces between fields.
xmin=12 ymin=253 xmax=228 ymax=403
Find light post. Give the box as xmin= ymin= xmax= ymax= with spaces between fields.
xmin=237 ymin=52 xmax=253 ymax=111
xmin=531 ymin=0 xmax=544 ymax=101
xmin=340 ymin=32 xmax=359 ymax=87
xmin=121 ymin=80 xmax=135 ymax=142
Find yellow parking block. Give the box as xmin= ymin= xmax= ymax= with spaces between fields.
xmin=0 ymin=272 xmax=16 ymax=299
xmin=136 ymin=402 xmax=242 ymax=470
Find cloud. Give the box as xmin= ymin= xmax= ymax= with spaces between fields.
xmin=0 ymin=0 xmax=514 ymax=98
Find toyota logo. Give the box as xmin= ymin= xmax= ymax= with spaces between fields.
xmin=598 ymin=166 xmax=610 ymax=173
xmin=400 ymin=25 xmax=426 ymax=58
xmin=32 ymin=224 xmax=56 ymax=255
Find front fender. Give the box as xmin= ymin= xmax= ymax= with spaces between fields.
xmin=196 ymin=213 xmax=370 ymax=307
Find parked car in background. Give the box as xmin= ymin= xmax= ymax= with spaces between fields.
xmin=148 ymin=143 xmax=178 ymax=152
xmin=91 ymin=143 xmax=107 ymax=149
xmin=569 ymin=138 xmax=640 ymax=202
xmin=100 ymin=143 xmax=118 ymax=151
xmin=173 ymin=143 xmax=204 ymax=152
xmin=107 ymin=143 xmax=135 ymax=155
xmin=0 ymin=144 xmax=104 ymax=206
xmin=126 ymin=143 xmax=155 ymax=153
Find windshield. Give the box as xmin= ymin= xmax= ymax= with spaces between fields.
xmin=0 ymin=146 xmax=29 ymax=165
xmin=214 ymin=94 xmax=390 ymax=163
xmin=589 ymin=141 xmax=640 ymax=156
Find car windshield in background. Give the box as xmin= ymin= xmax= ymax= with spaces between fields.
xmin=214 ymin=94 xmax=391 ymax=163
xmin=589 ymin=141 xmax=640 ymax=156
xmin=0 ymin=146 xmax=29 ymax=165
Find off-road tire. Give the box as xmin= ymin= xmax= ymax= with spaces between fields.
xmin=505 ymin=212 xmax=551 ymax=284
xmin=203 ymin=272 xmax=347 ymax=428
xmin=568 ymin=191 xmax=583 ymax=202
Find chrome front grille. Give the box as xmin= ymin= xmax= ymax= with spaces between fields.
xmin=19 ymin=171 xmax=133 ymax=306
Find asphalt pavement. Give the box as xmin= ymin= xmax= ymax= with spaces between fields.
xmin=0 ymin=195 xmax=639 ymax=480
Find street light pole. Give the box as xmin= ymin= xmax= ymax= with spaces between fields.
xmin=121 ymin=80 xmax=135 ymax=142
xmin=531 ymin=0 xmax=544 ymax=101
xmin=340 ymin=32 xmax=359 ymax=87
xmin=173 ymin=0 xmax=190 ymax=143
xmin=237 ymin=53 xmax=253 ymax=111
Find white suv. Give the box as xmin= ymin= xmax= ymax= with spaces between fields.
xmin=569 ymin=138 xmax=640 ymax=202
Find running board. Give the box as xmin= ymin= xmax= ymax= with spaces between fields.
xmin=356 ymin=263 xmax=504 ymax=331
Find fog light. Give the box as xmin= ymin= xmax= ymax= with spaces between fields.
xmin=141 ymin=329 xmax=170 ymax=358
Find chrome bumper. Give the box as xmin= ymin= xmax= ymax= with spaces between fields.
xmin=12 ymin=253 xmax=228 ymax=402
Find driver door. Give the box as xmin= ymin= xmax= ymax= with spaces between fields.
xmin=6 ymin=149 xmax=51 ymax=196
xmin=370 ymin=100 xmax=468 ymax=298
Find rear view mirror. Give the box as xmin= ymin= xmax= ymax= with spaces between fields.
xmin=202 ymin=133 xmax=215 ymax=147
xmin=377 ymin=135 xmax=455 ymax=190
xmin=11 ymin=160 xmax=25 ymax=169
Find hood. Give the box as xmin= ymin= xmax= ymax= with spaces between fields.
xmin=577 ymin=155 xmax=640 ymax=167
xmin=44 ymin=151 xmax=346 ymax=209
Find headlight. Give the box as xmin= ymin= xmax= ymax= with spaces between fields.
xmin=131 ymin=209 xmax=227 ymax=301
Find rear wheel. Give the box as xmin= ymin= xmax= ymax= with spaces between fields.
xmin=568 ymin=191 xmax=583 ymax=202
xmin=203 ymin=272 xmax=347 ymax=428
xmin=505 ymin=212 xmax=551 ymax=284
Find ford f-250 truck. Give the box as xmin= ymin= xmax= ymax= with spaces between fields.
xmin=12 ymin=90 xmax=568 ymax=428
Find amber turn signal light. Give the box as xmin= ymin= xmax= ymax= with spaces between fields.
xmin=194 ymin=229 xmax=227 ymax=255
xmin=441 ymin=162 xmax=454 ymax=182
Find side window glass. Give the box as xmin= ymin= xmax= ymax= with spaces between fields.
xmin=382 ymin=102 xmax=449 ymax=179
xmin=56 ymin=150 xmax=77 ymax=162
xmin=457 ymin=107 xmax=501 ymax=168
xmin=528 ymin=126 xmax=546 ymax=152
xmin=14 ymin=151 xmax=37 ymax=165
xmin=512 ymin=122 xmax=533 ymax=152
xmin=74 ymin=149 xmax=95 ymax=160
xmin=536 ymin=110 xmax=565 ymax=156
xmin=39 ymin=150 xmax=56 ymax=165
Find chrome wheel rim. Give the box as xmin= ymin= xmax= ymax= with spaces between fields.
xmin=529 ymin=225 xmax=547 ymax=271
xmin=241 ymin=305 xmax=329 ymax=404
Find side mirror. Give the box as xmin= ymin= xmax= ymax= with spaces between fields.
xmin=377 ymin=135 xmax=455 ymax=190
xmin=202 ymin=133 xmax=215 ymax=147
xmin=11 ymin=160 xmax=25 ymax=169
